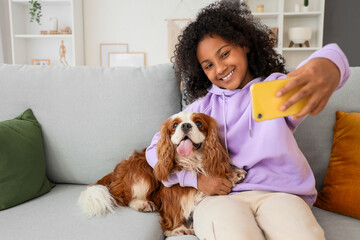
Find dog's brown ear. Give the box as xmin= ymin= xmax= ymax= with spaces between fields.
xmin=154 ymin=119 xmax=175 ymax=181
xmin=202 ymin=115 xmax=231 ymax=177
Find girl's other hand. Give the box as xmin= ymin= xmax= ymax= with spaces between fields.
xmin=197 ymin=173 xmax=232 ymax=196
xmin=276 ymin=58 xmax=340 ymax=120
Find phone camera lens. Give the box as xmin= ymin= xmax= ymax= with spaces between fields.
xmin=258 ymin=113 xmax=262 ymax=119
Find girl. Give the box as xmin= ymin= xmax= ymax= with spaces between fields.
xmin=146 ymin=2 xmax=350 ymax=239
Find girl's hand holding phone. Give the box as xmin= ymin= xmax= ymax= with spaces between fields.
xmin=276 ymin=58 xmax=340 ymax=120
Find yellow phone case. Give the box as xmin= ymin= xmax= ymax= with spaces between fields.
xmin=250 ymin=78 xmax=309 ymax=122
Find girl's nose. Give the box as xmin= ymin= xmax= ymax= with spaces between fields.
xmin=216 ymin=62 xmax=227 ymax=76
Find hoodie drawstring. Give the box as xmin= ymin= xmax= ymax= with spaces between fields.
xmin=249 ymin=101 xmax=253 ymax=137
xmin=221 ymin=93 xmax=229 ymax=153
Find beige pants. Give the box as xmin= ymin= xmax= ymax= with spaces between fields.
xmin=193 ymin=191 xmax=325 ymax=240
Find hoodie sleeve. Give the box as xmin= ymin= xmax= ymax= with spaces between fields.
xmin=286 ymin=43 xmax=350 ymax=131
xmin=298 ymin=43 xmax=350 ymax=90
xmin=145 ymin=102 xmax=203 ymax=189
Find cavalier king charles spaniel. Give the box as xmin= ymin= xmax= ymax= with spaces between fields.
xmin=78 ymin=111 xmax=246 ymax=236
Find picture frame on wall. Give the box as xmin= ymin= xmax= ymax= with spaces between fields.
xmin=108 ymin=52 xmax=146 ymax=67
xmin=100 ymin=43 xmax=129 ymax=66
xmin=31 ymin=59 xmax=51 ymax=65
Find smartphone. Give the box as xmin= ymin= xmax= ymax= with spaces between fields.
xmin=250 ymin=78 xmax=309 ymax=122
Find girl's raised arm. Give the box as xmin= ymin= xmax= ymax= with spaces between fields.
xmin=277 ymin=43 xmax=350 ymax=120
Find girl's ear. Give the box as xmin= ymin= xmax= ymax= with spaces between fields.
xmin=154 ymin=119 xmax=175 ymax=181
xmin=202 ymin=115 xmax=231 ymax=177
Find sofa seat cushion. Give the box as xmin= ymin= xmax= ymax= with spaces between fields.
xmin=312 ymin=206 xmax=360 ymax=240
xmin=0 ymin=184 xmax=163 ymax=240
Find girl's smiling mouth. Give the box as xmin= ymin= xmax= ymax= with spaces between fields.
xmin=220 ymin=70 xmax=234 ymax=81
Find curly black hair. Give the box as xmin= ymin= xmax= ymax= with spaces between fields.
xmin=173 ymin=1 xmax=287 ymax=104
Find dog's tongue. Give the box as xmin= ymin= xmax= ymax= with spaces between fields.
xmin=177 ymin=139 xmax=193 ymax=157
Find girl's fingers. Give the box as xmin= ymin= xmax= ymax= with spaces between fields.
xmin=280 ymin=82 xmax=312 ymax=111
xmin=292 ymin=94 xmax=322 ymax=119
xmin=309 ymin=99 xmax=327 ymax=116
xmin=218 ymin=186 xmax=231 ymax=195
xmin=276 ymin=74 xmax=305 ymax=97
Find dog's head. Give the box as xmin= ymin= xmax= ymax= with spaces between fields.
xmin=154 ymin=111 xmax=229 ymax=181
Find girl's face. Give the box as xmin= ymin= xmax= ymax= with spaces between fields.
xmin=197 ymin=34 xmax=253 ymax=90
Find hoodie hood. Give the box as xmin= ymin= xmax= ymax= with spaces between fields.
xmin=207 ymin=77 xmax=263 ymax=139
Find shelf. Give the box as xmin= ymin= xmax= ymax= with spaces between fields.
xmin=252 ymin=12 xmax=279 ymax=18
xmin=15 ymin=34 xmax=73 ymax=39
xmin=283 ymin=47 xmax=320 ymax=51
xmin=12 ymin=0 xmax=71 ymax=5
xmin=284 ymin=12 xmax=322 ymax=17
xmin=247 ymin=0 xmax=324 ymax=68
xmin=9 ymin=0 xmax=84 ymax=65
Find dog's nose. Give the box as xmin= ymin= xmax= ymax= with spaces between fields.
xmin=181 ymin=123 xmax=192 ymax=133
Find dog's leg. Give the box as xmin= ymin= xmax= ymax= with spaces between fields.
xmin=128 ymin=178 xmax=157 ymax=212
xmin=128 ymin=199 xmax=156 ymax=212
xmin=159 ymin=186 xmax=201 ymax=236
xmin=165 ymin=225 xmax=195 ymax=236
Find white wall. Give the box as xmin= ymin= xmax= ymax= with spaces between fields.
xmin=0 ymin=0 xmax=12 ymax=64
xmin=83 ymin=0 xmax=215 ymax=66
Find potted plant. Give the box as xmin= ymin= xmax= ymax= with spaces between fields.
xmin=303 ymin=0 xmax=309 ymax=12
xmin=28 ymin=0 xmax=42 ymax=25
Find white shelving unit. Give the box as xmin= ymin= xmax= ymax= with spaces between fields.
xmin=246 ymin=0 xmax=325 ymax=68
xmin=8 ymin=0 xmax=84 ymax=66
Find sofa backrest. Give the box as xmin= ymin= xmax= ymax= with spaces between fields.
xmin=294 ymin=67 xmax=359 ymax=191
xmin=1 ymin=64 xmax=358 ymax=189
xmin=0 ymin=64 xmax=181 ymax=184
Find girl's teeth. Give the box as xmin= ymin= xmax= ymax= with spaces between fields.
xmin=222 ymin=71 xmax=234 ymax=80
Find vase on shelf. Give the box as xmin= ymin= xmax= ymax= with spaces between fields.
xmin=303 ymin=0 xmax=309 ymax=12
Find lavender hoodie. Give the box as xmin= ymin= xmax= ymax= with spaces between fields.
xmin=146 ymin=44 xmax=350 ymax=206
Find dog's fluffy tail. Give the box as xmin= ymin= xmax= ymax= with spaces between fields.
xmin=78 ymin=184 xmax=117 ymax=218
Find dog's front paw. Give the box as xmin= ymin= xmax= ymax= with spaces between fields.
xmin=129 ymin=199 xmax=157 ymax=212
xmin=229 ymin=169 xmax=247 ymax=186
xmin=165 ymin=225 xmax=195 ymax=236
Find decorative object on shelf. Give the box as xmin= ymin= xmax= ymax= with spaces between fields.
xmin=59 ymin=40 xmax=69 ymax=66
xmin=49 ymin=17 xmax=58 ymax=34
xmin=256 ymin=4 xmax=264 ymax=13
xmin=28 ymin=0 xmax=42 ymax=25
xmin=100 ymin=43 xmax=128 ymax=67
xmin=31 ymin=59 xmax=50 ymax=65
xmin=108 ymin=52 xmax=145 ymax=67
xmin=60 ymin=26 xmax=71 ymax=34
xmin=288 ymin=27 xmax=312 ymax=47
xmin=269 ymin=27 xmax=279 ymax=47
xmin=303 ymin=0 xmax=309 ymax=12
xmin=294 ymin=3 xmax=300 ymax=12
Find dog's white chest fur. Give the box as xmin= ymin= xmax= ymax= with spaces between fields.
xmin=176 ymin=151 xmax=205 ymax=174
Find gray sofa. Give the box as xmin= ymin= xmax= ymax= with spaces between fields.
xmin=0 ymin=64 xmax=359 ymax=240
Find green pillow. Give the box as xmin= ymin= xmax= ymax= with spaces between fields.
xmin=0 ymin=109 xmax=55 ymax=210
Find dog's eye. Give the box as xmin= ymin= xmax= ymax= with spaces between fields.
xmin=195 ymin=121 xmax=202 ymax=128
xmin=173 ymin=122 xmax=179 ymax=129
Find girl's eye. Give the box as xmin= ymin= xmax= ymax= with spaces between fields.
xmin=222 ymin=51 xmax=230 ymax=58
xmin=204 ymin=64 xmax=213 ymax=70
xmin=195 ymin=121 xmax=202 ymax=128
xmin=173 ymin=122 xmax=179 ymax=129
